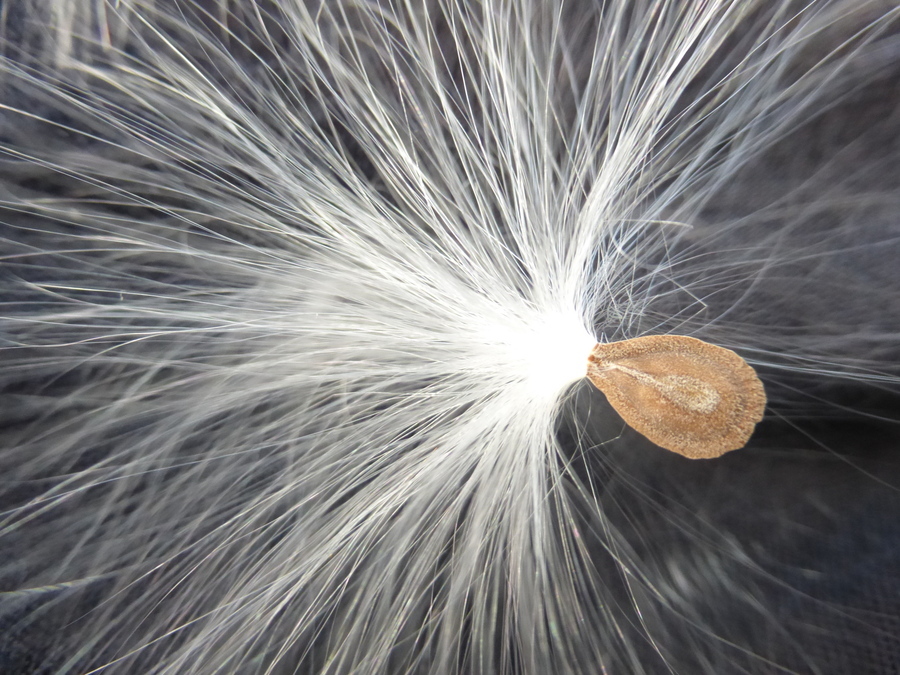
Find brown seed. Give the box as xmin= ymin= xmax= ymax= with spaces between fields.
xmin=585 ymin=335 xmax=766 ymax=459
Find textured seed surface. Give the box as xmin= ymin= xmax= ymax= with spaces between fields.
xmin=586 ymin=335 xmax=766 ymax=459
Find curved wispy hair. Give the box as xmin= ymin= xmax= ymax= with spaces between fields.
xmin=1 ymin=1 xmax=899 ymax=673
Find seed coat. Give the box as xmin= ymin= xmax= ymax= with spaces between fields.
xmin=586 ymin=335 xmax=766 ymax=459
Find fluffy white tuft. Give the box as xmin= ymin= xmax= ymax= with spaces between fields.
xmin=1 ymin=1 xmax=899 ymax=674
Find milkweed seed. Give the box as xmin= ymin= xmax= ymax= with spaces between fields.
xmin=586 ymin=335 xmax=766 ymax=459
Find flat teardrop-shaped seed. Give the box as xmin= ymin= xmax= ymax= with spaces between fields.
xmin=585 ymin=335 xmax=766 ymax=459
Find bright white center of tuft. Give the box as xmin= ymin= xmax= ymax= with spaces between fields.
xmin=480 ymin=309 xmax=596 ymax=401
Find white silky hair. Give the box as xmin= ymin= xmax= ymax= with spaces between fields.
xmin=1 ymin=1 xmax=899 ymax=673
